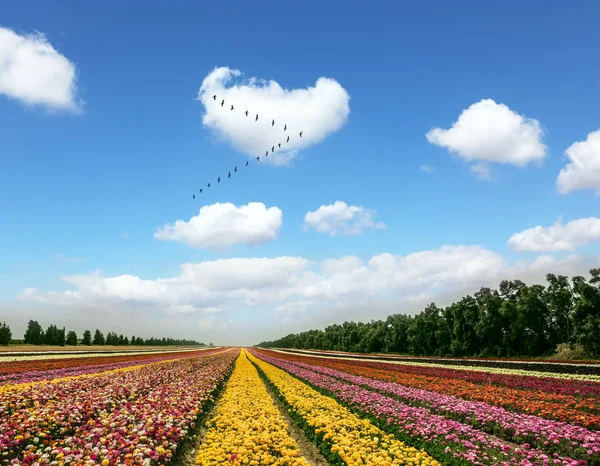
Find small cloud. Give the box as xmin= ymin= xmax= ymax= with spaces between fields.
xmin=426 ymin=99 xmax=547 ymax=175
xmin=420 ymin=164 xmax=435 ymax=173
xmin=304 ymin=201 xmax=386 ymax=236
xmin=197 ymin=66 xmax=350 ymax=166
xmin=508 ymin=217 xmax=600 ymax=252
xmin=556 ymin=129 xmax=600 ymax=195
xmin=55 ymin=253 xmax=84 ymax=263
xmin=470 ymin=163 xmax=493 ymax=181
xmin=0 ymin=26 xmax=83 ymax=112
xmin=154 ymin=202 xmax=282 ymax=251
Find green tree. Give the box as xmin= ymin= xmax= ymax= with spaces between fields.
xmin=66 ymin=331 xmax=78 ymax=346
xmin=545 ymin=274 xmax=573 ymax=345
xmin=24 ymin=320 xmax=43 ymax=344
xmin=0 ymin=322 xmax=11 ymax=346
xmin=82 ymin=330 xmax=92 ymax=345
xmin=93 ymin=329 xmax=105 ymax=345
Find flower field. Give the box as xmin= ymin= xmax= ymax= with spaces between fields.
xmin=1 ymin=346 xmax=598 ymax=465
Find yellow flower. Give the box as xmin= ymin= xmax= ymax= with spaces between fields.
xmin=195 ymin=351 xmax=310 ymax=466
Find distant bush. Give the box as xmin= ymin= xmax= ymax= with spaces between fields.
xmin=551 ymin=343 xmax=587 ymax=360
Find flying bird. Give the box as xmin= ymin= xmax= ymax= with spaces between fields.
xmin=193 ymin=194 xmax=195 ymax=199
xmin=230 ymin=105 xmax=234 ymax=111
xmin=284 ymin=124 xmax=287 ymax=131
xmin=221 ymin=100 xmax=225 ymax=107
xmin=212 ymin=95 xmax=217 ymax=100
xmin=245 ymin=110 xmax=248 ymax=116
xmin=271 ymin=145 xmax=275 ymax=153
xmin=228 ymin=171 xmax=231 ymax=178
xmin=246 ymin=161 xmax=249 ymax=166
xmin=256 ymin=156 xmax=260 ymax=161
xmin=272 ymin=119 xmax=275 ymax=126
xmin=234 ymin=166 xmax=237 ymax=172
xmin=255 ymin=114 xmax=259 ymax=121
xmin=199 ymin=188 xmax=203 ymax=193
xmin=287 ymin=136 xmax=290 ymax=142
xmin=278 ymin=143 xmax=281 ymax=148
xmin=208 ymin=183 xmax=211 ymax=188
xmin=265 ymin=150 xmax=269 ymax=156
xmin=218 ymin=176 xmax=220 ymax=183
xmin=299 ymin=131 xmax=303 ymax=138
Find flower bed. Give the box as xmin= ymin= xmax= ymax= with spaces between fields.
xmin=195 ymin=350 xmax=309 ymax=466
xmin=273 ymin=353 xmax=600 ymax=460
xmin=1 ymin=349 xmax=237 ymax=465
xmin=252 ymin=351 xmax=587 ymax=466
xmin=247 ymin=351 xmax=440 ymax=466
xmin=257 ymin=349 xmax=600 ymax=428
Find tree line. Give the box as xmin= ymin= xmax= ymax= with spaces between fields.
xmin=257 ymin=270 xmax=600 ymax=358
xmin=0 ymin=319 xmax=207 ymax=347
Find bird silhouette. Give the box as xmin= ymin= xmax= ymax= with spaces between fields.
xmin=228 ymin=171 xmax=231 ymax=178
xmin=255 ymin=114 xmax=259 ymax=121
xmin=299 ymin=131 xmax=303 ymax=138
xmin=271 ymin=145 xmax=275 ymax=153
xmin=278 ymin=143 xmax=281 ymax=148
xmin=221 ymin=100 xmax=225 ymax=107
xmin=213 ymin=95 xmax=217 ymax=100
xmin=287 ymin=136 xmax=290 ymax=142
xmin=246 ymin=161 xmax=249 ymax=166
xmin=245 ymin=110 xmax=249 ymax=116
xmin=217 ymin=176 xmax=220 ymax=183
xmin=265 ymin=150 xmax=269 ymax=156
xmin=193 ymin=194 xmax=195 ymax=199
xmin=230 ymin=105 xmax=234 ymax=111
xmin=208 ymin=183 xmax=211 ymax=188
xmin=234 ymin=166 xmax=237 ymax=172
xmin=256 ymin=156 xmax=260 ymax=161
xmin=284 ymin=124 xmax=287 ymax=131
xmin=272 ymin=119 xmax=275 ymax=126
xmin=200 ymin=188 xmax=203 ymax=193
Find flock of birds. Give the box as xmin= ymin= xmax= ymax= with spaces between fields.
xmin=192 ymin=94 xmax=304 ymax=199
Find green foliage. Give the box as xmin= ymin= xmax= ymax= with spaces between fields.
xmin=92 ymin=329 xmax=105 ymax=345
xmin=258 ymin=270 xmax=600 ymax=358
xmin=66 ymin=330 xmax=78 ymax=346
xmin=82 ymin=329 xmax=92 ymax=345
xmin=0 ymin=322 xmax=11 ymax=346
xmin=24 ymin=320 xmax=43 ymax=344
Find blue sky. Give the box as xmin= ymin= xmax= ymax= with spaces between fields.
xmin=1 ymin=1 xmax=599 ymax=345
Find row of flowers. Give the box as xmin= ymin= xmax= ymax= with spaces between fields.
xmin=0 ymin=348 xmax=223 ymax=386
xmin=269 ymin=350 xmax=600 ymax=383
xmin=1 ymin=349 xmax=237 ymax=465
xmin=277 ymin=350 xmax=600 ymax=398
xmin=252 ymin=351 xmax=588 ymax=466
xmin=262 ymin=350 xmax=600 ymax=428
xmin=279 ymin=349 xmax=600 ymax=373
xmin=246 ymin=351 xmax=441 ymax=466
xmin=195 ymin=350 xmax=310 ymax=466
xmin=266 ymin=351 xmax=600 ymax=461
xmin=0 ymin=348 xmax=215 ymax=371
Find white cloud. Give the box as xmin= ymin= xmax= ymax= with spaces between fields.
xmin=508 ymin=217 xmax=600 ymax=252
xmin=426 ymin=99 xmax=547 ymax=174
xmin=470 ymin=163 xmax=492 ymax=181
xmin=556 ymin=129 xmax=600 ymax=195
xmin=14 ymin=245 xmax=590 ymax=345
xmin=420 ymin=164 xmax=435 ymax=173
xmin=304 ymin=201 xmax=386 ymax=236
xmin=154 ymin=202 xmax=282 ymax=251
xmin=55 ymin=253 xmax=84 ymax=263
xmin=197 ymin=66 xmax=350 ymax=166
xmin=0 ymin=26 xmax=82 ymax=112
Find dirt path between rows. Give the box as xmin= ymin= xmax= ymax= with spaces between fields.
xmin=262 ymin=373 xmax=331 ymax=466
